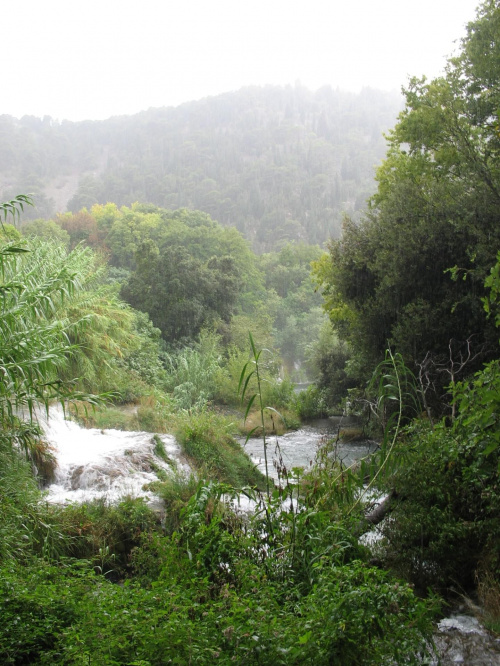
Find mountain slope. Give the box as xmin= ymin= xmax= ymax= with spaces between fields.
xmin=1 ymin=84 xmax=402 ymax=250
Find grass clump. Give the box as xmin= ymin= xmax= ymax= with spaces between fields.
xmin=239 ymin=407 xmax=299 ymax=437
xmin=477 ymin=568 xmax=500 ymax=635
xmin=47 ymin=497 xmax=161 ymax=578
xmin=175 ymin=410 xmax=265 ymax=489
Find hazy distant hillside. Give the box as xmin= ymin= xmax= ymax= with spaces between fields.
xmin=0 ymin=84 xmax=402 ymax=250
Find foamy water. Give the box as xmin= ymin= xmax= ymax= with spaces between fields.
xmin=40 ymin=406 xmax=190 ymax=504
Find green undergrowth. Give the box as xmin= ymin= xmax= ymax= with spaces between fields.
xmin=175 ymin=410 xmax=266 ymax=489
xmin=0 ymin=473 xmax=437 ymax=665
xmin=0 ymin=552 xmax=435 ymax=666
xmin=294 ymin=384 xmax=331 ymax=420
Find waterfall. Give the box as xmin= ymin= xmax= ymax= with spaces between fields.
xmin=40 ymin=405 xmax=190 ymax=504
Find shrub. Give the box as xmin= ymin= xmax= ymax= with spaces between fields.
xmin=49 ymin=497 xmax=160 ymax=578
xmin=379 ymin=416 xmax=500 ymax=593
xmin=294 ymin=384 xmax=330 ymax=420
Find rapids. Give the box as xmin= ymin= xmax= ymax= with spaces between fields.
xmin=41 ymin=405 xmax=190 ymax=504
xmin=42 ymin=408 xmax=374 ymax=503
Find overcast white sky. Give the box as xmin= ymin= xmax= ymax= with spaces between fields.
xmin=4 ymin=0 xmax=480 ymax=122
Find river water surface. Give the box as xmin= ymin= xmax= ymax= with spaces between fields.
xmin=242 ymin=416 xmax=377 ymax=481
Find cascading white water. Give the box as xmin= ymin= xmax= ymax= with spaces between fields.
xmin=41 ymin=405 xmax=190 ymax=504
xmin=41 ymin=409 xmax=374 ymax=504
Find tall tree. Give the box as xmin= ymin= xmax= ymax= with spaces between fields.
xmin=121 ymin=241 xmax=240 ymax=344
xmin=314 ymin=0 xmax=500 ymax=397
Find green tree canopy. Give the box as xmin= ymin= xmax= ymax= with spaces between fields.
xmin=121 ymin=241 xmax=240 ymax=344
xmin=314 ymin=0 xmax=500 ymax=398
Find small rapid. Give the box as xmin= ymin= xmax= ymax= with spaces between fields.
xmin=41 ymin=406 xmax=190 ymax=504
xmin=41 ymin=408 xmax=377 ymax=503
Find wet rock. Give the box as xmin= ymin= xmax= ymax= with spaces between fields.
xmin=431 ymin=615 xmax=500 ymax=665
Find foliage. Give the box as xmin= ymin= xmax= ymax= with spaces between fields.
xmin=0 ymin=194 xmax=33 ymax=227
xmin=484 ymin=250 xmax=500 ymax=331
xmin=22 ymin=217 xmax=71 ymax=247
xmin=0 ymin=235 xmax=112 ymax=461
xmin=19 ymin=199 xmax=331 ymax=383
xmin=0 ymin=445 xmax=46 ymax=561
xmin=0 ymin=559 xmax=81 ymax=663
xmin=163 ymin=329 xmax=222 ymax=409
xmin=378 ymin=414 xmax=500 ymax=593
xmin=305 ymin=320 xmax=358 ymax=407
xmin=0 ymin=552 xmax=433 ymax=666
xmin=0 ymin=206 xmax=437 ymax=665
xmin=118 ymin=311 xmax=168 ymax=391
xmin=122 ymin=240 xmax=240 ymax=344
xmin=73 ymin=404 xmax=139 ymax=430
xmin=0 ymin=462 xmax=435 ymax=666
xmin=213 ymin=344 xmax=253 ymax=405
xmin=259 ymin=243 xmax=326 ymax=376
xmin=313 ymin=0 xmax=500 ymax=403
xmin=372 ymin=249 xmax=500 ymax=593
xmin=147 ymin=474 xmax=200 ymax=535
xmin=239 ymin=332 xmax=277 ymax=497
xmin=294 ymin=385 xmax=330 ymax=420
xmin=49 ymin=497 xmax=160 ymax=578
xmin=261 ymin=376 xmax=296 ymax=410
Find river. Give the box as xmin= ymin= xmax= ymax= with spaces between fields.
xmin=40 ymin=407 xmax=500 ymax=663
xmin=241 ymin=415 xmax=378 ymax=481
xmin=42 ymin=408 xmax=374 ymax=502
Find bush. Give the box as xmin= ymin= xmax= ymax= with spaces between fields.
xmin=294 ymin=384 xmax=330 ymax=420
xmin=0 ymin=559 xmax=83 ymax=664
xmin=148 ymin=473 xmax=200 ymax=535
xmin=48 ymin=497 xmax=160 ymax=578
xmin=20 ymin=540 xmax=434 ymax=666
xmin=379 ymin=413 xmax=500 ymax=593
xmin=262 ymin=377 xmax=296 ymax=409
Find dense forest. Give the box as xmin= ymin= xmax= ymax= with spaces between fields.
xmin=0 ymin=85 xmax=401 ymax=251
xmin=1 ymin=1 xmax=500 ymax=663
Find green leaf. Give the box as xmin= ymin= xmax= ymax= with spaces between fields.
xmin=244 ymin=393 xmax=257 ymax=422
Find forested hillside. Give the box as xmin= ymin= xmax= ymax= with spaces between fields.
xmin=0 ymin=85 xmax=401 ymax=251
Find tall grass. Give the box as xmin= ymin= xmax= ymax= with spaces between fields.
xmin=175 ymin=410 xmax=265 ymax=489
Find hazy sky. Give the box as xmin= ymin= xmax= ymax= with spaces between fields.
xmin=4 ymin=0 xmax=480 ymax=122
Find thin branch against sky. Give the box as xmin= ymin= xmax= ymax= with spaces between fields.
xmin=3 ymin=0 xmax=480 ymax=122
